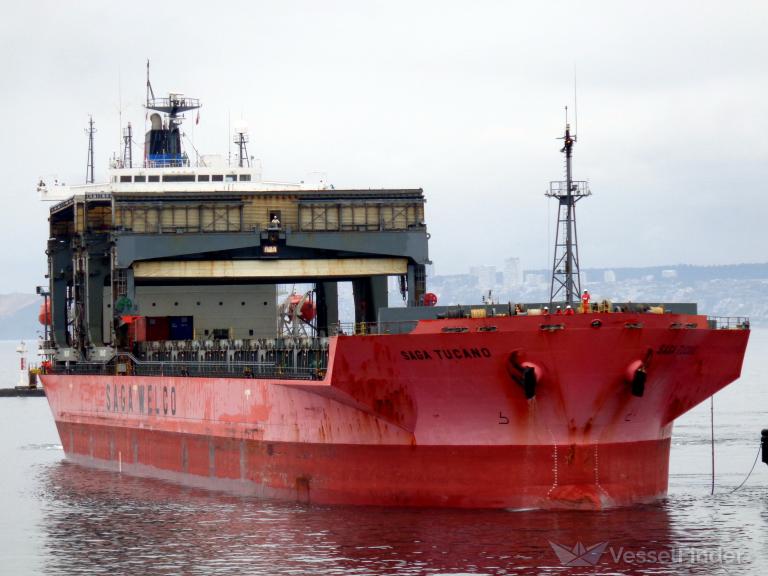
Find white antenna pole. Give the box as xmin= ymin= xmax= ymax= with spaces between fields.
xmin=118 ymin=66 xmax=122 ymax=155
xmin=573 ymin=66 xmax=578 ymax=139
xmin=227 ymin=109 xmax=231 ymax=167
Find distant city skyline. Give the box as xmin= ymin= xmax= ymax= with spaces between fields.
xmin=3 ymin=260 xmax=768 ymax=337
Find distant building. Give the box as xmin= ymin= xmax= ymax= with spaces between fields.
xmin=524 ymin=273 xmax=547 ymax=288
xmin=661 ymin=269 xmax=677 ymax=279
xmin=604 ymin=270 xmax=616 ymax=283
xmin=470 ymin=265 xmax=497 ymax=292
xmin=503 ymin=257 xmax=523 ymax=289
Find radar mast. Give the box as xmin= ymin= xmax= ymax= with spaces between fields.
xmin=85 ymin=116 xmax=96 ymax=184
xmin=143 ymin=60 xmax=201 ymax=167
xmin=546 ymin=108 xmax=591 ymax=307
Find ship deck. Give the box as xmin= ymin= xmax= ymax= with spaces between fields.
xmin=45 ymin=308 xmax=749 ymax=380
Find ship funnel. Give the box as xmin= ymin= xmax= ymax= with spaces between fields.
xmin=150 ymin=113 xmax=162 ymax=130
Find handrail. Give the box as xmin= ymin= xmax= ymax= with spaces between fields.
xmin=49 ymin=351 xmax=327 ymax=380
xmin=707 ymin=316 xmax=750 ymax=330
xmin=329 ymin=321 xmax=418 ymax=336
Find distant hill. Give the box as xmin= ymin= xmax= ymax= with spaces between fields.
xmin=0 ymin=293 xmax=40 ymax=340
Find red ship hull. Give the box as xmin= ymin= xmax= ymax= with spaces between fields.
xmin=42 ymin=313 xmax=748 ymax=509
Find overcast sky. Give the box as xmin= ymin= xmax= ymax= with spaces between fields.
xmin=1 ymin=1 xmax=766 ymax=292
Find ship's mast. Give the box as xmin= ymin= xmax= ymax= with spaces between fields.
xmin=85 ymin=116 xmax=96 ymax=184
xmin=546 ymin=109 xmax=591 ymax=306
xmin=143 ymin=61 xmax=201 ymax=168
xmin=233 ymin=130 xmax=250 ymax=167
xmin=122 ymin=122 xmax=133 ymax=168
xmin=146 ymin=59 xmax=155 ymax=104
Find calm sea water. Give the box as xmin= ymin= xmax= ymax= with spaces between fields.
xmin=0 ymin=334 xmax=766 ymax=576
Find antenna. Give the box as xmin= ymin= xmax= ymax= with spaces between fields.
xmin=227 ymin=110 xmax=231 ymax=167
xmin=143 ymin=63 xmax=200 ymax=168
xmin=118 ymin=66 xmax=122 ymax=154
xmin=182 ymin=132 xmax=202 ymax=167
xmin=573 ymin=68 xmax=578 ymax=141
xmin=85 ymin=116 xmax=96 ymax=184
xmin=233 ymin=130 xmax=250 ymax=168
xmin=545 ymin=112 xmax=591 ymax=306
xmin=122 ymin=122 xmax=133 ymax=168
xmin=146 ymin=59 xmax=155 ymax=106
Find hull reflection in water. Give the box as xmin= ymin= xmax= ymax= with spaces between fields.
xmin=37 ymin=460 xmax=760 ymax=575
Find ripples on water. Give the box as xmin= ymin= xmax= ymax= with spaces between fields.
xmin=31 ymin=464 xmax=768 ymax=575
xmin=1 ymin=338 xmax=766 ymax=575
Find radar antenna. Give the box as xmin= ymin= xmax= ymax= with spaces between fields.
xmin=546 ymin=107 xmax=591 ymax=307
xmin=143 ymin=62 xmax=201 ymax=168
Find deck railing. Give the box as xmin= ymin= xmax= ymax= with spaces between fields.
xmin=328 ymin=321 xmax=418 ymax=336
xmin=44 ymin=312 xmax=750 ymax=378
xmin=50 ymin=352 xmax=327 ymax=380
xmin=707 ymin=316 xmax=751 ymax=330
